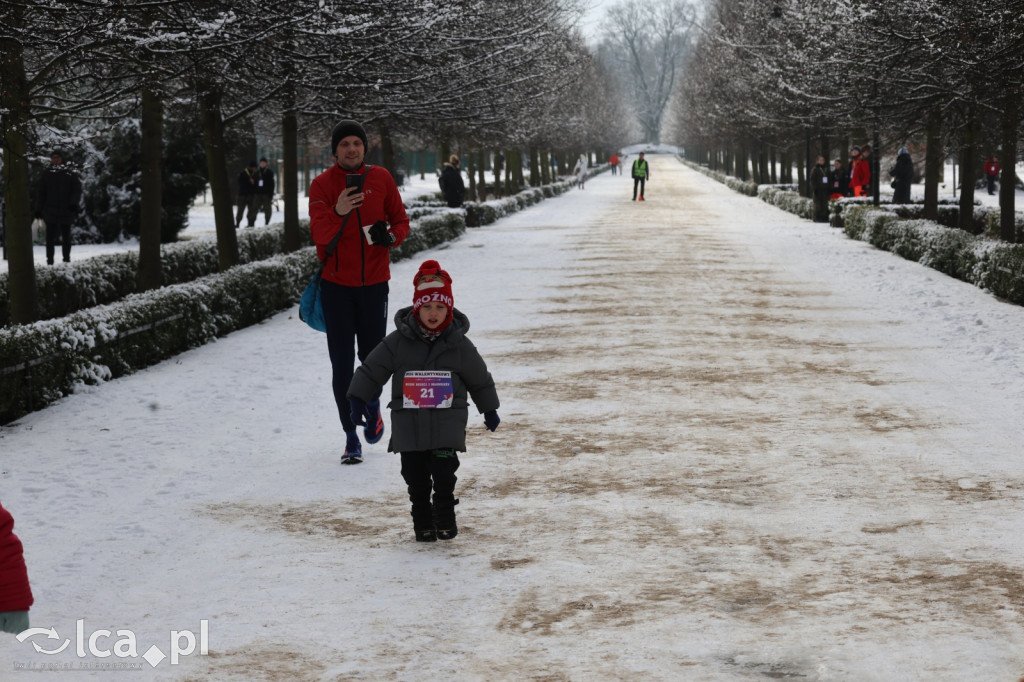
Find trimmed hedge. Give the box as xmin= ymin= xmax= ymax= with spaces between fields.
xmin=391 ymin=212 xmax=466 ymax=263
xmin=758 ymin=184 xmax=813 ymax=220
xmin=842 ymin=205 xmax=1024 ymax=303
xmin=0 ymin=223 xmax=311 ymax=327
xmin=832 ymin=198 xmax=993 ymax=233
xmin=0 ymin=249 xmax=318 ymax=424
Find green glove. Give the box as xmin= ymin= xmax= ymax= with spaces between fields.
xmin=1 ymin=610 xmax=29 ymax=634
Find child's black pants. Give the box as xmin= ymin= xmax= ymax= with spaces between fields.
xmin=400 ymin=450 xmax=460 ymax=528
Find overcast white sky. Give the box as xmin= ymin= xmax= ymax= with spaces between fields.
xmin=579 ymin=0 xmax=617 ymax=43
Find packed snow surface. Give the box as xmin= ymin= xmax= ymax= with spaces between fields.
xmin=2 ymin=157 xmax=1024 ymax=680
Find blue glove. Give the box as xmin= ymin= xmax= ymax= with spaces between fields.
xmin=349 ymin=397 xmax=367 ymax=427
xmin=483 ymin=410 xmax=500 ymax=432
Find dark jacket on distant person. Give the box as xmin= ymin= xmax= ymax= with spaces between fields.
xmin=237 ymin=166 xmax=258 ymax=203
xmin=439 ymin=163 xmax=466 ymax=208
xmin=254 ymin=165 xmax=274 ymax=196
xmin=830 ymin=163 xmax=848 ymax=198
xmin=889 ymin=151 xmax=914 ymax=204
xmin=810 ymin=163 xmax=831 ymax=198
xmin=34 ymin=165 xmax=81 ymax=225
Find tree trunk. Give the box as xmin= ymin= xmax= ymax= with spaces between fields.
xmin=872 ymin=128 xmax=881 ymax=206
xmin=528 ymin=146 xmax=540 ymax=187
xmin=440 ymin=141 xmax=451 ymax=174
xmin=476 ymin=149 xmax=486 ymax=200
xmin=1000 ymin=91 xmax=1018 ymax=243
xmin=493 ymin=150 xmax=502 ymax=197
xmin=198 ymin=82 xmax=238 ymax=271
xmin=467 ymin=150 xmax=476 ymax=200
xmin=513 ymin=149 xmax=525 ymax=192
xmin=282 ymin=101 xmax=301 ymax=252
xmin=0 ymin=10 xmax=38 ymax=323
xmin=540 ymin=149 xmax=550 ymax=185
xmin=796 ymin=153 xmax=805 ymax=197
xmin=302 ymin=135 xmax=311 ymax=198
xmin=924 ymin=110 xmax=941 ymax=221
xmin=137 ymin=85 xmax=163 ymax=292
xmin=958 ymin=108 xmax=979 ymax=233
xmin=805 ymin=133 xmax=813 ymax=191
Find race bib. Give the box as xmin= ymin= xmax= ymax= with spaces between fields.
xmin=403 ymin=371 xmax=453 ymax=409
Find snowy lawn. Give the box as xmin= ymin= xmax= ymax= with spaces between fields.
xmin=2 ymin=156 xmax=1024 ymax=680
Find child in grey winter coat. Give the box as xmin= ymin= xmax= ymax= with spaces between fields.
xmin=347 ymin=260 xmax=500 ymax=541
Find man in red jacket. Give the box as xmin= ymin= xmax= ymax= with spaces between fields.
xmin=984 ymin=156 xmax=1000 ymax=195
xmin=848 ymin=146 xmax=871 ymax=197
xmin=309 ymin=120 xmax=410 ymax=464
xmin=0 ymin=502 xmax=33 ymax=634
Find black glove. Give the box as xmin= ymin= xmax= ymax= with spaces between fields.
xmin=368 ymin=221 xmax=394 ymax=247
xmin=483 ymin=410 xmax=500 ymax=432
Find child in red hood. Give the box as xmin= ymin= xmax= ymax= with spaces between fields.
xmin=0 ymin=502 xmax=33 ymax=634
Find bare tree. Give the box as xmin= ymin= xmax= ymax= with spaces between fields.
xmin=1 ymin=1 xmax=131 ymax=322
xmin=674 ymin=0 xmax=1024 ymax=240
xmin=600 ymin=0 xmax=698 ymax=143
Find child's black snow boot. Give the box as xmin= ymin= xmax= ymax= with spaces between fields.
xmin=411 ymin=502 xmax=436 ymax=542
xmin=433 ymin=496 xmax=459 ymax=540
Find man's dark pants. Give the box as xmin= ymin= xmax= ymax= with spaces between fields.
xmin=633 ymin=176 xmax=645 ymax=200
xmin=45 ymin=222 xmax=71 ymax=264
xmin=321 ymin=279 xmax=388 ymax=432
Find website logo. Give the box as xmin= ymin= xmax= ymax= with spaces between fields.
xmin=13 ymin=619 xmax=208 ymax=670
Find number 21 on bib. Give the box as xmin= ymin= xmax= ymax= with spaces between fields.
xmin=403 ymin=371 xmax=454 ymax=408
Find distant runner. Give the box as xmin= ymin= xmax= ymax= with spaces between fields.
xmin=632 ymin=152 xmax=650 ymax=201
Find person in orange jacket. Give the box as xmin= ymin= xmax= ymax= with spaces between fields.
xmin=308 ymin=120 xmax=411 ymax=465
xmin=984 ymin=156 xmax=1000 ymax=195
xmin=609 ymin=152 xmax=620 ymax=176
xmin=0 ymin=502 xmax=33 ymax=634
xmin=848 ymin=146 xmax=871 ymax=197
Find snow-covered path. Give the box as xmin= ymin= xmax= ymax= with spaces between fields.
xmin=2 ymin=157 xmax=1024 ymax=680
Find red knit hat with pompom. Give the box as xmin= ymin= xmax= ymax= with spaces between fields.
xmin=412 ymin=260 xmax=454 ymax=329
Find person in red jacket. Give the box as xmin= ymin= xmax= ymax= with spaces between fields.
xmin=984 ymin=156 xmax=1000 ymax=195
xmin=0 ymin=502 xmax=33 ymax=634
xmin=848 ymin=146 xmax=871 ymax=197
xmin=309 ymin=120 xmax=411 ymax=464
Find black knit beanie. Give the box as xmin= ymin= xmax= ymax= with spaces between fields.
xmin=331 ymin=120 xmax=368 ymax=154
